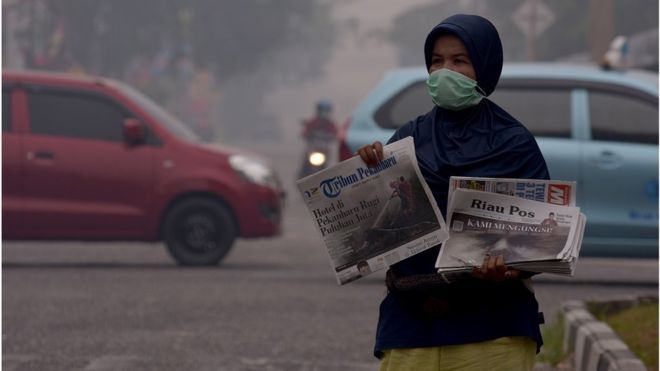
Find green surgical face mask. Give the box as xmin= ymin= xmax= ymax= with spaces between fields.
xmin=426 ymin=68 xmax=485 ymax=110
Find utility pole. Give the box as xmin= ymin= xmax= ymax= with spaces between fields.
xmin=527 ymin=0 xmax=537 ymax=61
xmin=2 ymin=0 xmax=22 ymax=68
xmin=587 ymin=0 xmax=614 ymax=63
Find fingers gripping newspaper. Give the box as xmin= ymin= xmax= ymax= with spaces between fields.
xmin=436 ymin=177 xmax=587 ymax=282
xmin=296 ymin=137 xmax=449 ymax=285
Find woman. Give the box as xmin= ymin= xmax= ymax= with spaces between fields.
xmin=357 ymin=14 xmax=549 ymax=371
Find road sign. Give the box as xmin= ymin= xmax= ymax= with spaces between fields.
xmin=512 ymin=0 xmax=556 ymax=38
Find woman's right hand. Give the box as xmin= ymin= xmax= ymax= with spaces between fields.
xmin=356 ymin=141 xmax=384 ymax=167
xmin=471 ymin=255 xmax=521 ymax=282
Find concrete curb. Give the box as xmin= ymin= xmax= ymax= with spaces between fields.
xmin=561 ymin=296 xmax=656 ymax=371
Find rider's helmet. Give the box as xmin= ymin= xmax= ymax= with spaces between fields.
xmin=316 ymin=100 xmax=333 ymax=119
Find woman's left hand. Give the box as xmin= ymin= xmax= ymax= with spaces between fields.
xmin=471 ymin=255 xmax=521 ymax=281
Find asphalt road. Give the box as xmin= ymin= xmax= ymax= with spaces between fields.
xmin=3 ymin=141 xmax=658 ymax=371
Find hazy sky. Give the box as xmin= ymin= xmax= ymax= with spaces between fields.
xmin=3 ymin=0 xmax=656 ymax=148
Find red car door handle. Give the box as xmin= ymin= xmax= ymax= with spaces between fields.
xmin=27 ymin=150 xmax=55 ymax=160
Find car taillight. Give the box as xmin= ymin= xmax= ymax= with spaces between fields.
xmin=338 ymin=117 xmax=353 ymax=161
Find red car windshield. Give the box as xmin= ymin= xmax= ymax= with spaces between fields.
xmin=113 ymin=81 xmax=200 ymax=143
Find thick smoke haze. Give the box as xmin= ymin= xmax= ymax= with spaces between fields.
xmin=3 ymin=0 xmax=657 ymax=148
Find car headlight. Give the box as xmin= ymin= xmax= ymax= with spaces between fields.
xmin=229 ymin=154 xmax=280 ymax=189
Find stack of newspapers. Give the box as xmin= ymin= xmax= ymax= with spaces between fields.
xmin=435 ymin=176 xmax=587 ymax=282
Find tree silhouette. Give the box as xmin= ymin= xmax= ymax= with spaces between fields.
xmin=12 ymin=1 xmax=335 ymax=81
xmin=7 ymin=0 xmax=337 ymax=140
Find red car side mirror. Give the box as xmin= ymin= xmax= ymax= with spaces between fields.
xmin=123 ymin=118 xmax=145 ymax=146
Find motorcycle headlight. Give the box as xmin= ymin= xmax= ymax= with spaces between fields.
xmin=229 ymin=154 xmax=280 ymax=189
xmin=308 ymin=152 xmax=326 ymax=166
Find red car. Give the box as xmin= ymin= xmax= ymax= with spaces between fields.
xmin=2 ymin=70 xmax=284 ymax=265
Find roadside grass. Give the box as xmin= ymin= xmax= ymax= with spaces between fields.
xmin=593 ymin=303 xmax=658 ymax=371
xmin=537 ymin=314 xmax=567 ymax=366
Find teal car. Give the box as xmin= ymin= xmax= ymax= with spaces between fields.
xmin=338 ymin=63 xmax=658 ymax=257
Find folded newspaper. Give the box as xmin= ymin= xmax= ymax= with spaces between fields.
xmin=436 ymin=176 xmax=586 ymax=282
xmin=296 ymin=137 xmax=449 ymax=285
xmin=447 ymin=176 xmax=578 ymax=208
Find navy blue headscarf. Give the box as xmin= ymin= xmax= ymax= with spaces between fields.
xmin=424 ymin=14 xmax=503 ymax=96
xmin=386 ymin=14 xmax=549 ymax=275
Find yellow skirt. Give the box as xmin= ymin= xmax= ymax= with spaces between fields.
xmin=379 ymin=336 xmax=536 ymax=371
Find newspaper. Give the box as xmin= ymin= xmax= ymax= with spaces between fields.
xmin=296 ymin=137 xmax=449 ymax=285
xmin=436 ymin=186 xmax=586 ymax=282
xmin=445 ymin=176 xmax=582 ymax=277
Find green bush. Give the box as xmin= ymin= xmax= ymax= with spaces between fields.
xmin=599 ymin=303 xmax=658 ymax=371
xmin=537 ymin=314 xmax=567 ymax=366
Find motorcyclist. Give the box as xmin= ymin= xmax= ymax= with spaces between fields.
xmin=301 ymin=100 xmax=338 ymax=141
xmin=298 ymin=100 xmax=338 ymax=177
